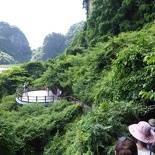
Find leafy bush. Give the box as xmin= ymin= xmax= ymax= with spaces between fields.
xmin=0 ymin=94 xmax=18 ymax=111
xmin=0 ymin=51 xmax=15 ymax=64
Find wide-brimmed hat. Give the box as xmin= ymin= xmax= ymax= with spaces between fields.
xmin=148 ymin=118 xmax=155 ymax=127
xmin=128 ymin=121 xmax=155 ymax=143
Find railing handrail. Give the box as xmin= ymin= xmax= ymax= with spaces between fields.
xmin=16 ymin=92 xmax=55 ymax=103
xmin=61 ymin=95 xmax=78 ymax=104
xmin=16 ymin=91 xmax=79 ymax=104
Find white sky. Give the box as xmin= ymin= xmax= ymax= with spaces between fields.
xmin=0 ymin=0 xmax=86 ymax=49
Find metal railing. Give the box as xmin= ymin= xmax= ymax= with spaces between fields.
xmin=16 ymin=92 xmax=55 ymax=103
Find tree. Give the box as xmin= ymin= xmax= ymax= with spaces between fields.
xmin=30 ymin=47 xmax=44 ymax=61
xmin=42 ymin=32 xmax=67 ymax=61
xmin=0 ymin=21 xmax=32 ymax=64
xmin=65 ymin=21 xmax=85 ymax=47
xmin=75 ymin=0 xmax=155 ymax=48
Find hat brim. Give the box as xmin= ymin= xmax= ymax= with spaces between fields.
xmin=129 ymin=124 xmax=155 ymax=143
xmin=149 ymin=119 xmax=155 ymax=127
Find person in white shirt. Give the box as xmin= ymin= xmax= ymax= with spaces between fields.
xmin=129 ymin=121 xmax=155 ymax=155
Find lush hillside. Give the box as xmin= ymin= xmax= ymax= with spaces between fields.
xmin=74 ymin=0 xmax=155 ymax=48
xmin=0 ymin=22 xmax=155 ymax=155
xmin=0 ymin=1 xmax=155 ymax=155
xmin=31 ymin=21 xmax=85 ymax=61
xmin=0 ymin=51 xmax=14 ymax=64
xmin=65 ymin=21 xmax=85 ymax=47
xmin=0 ymin=21 xmax=84 ymax=63
xmin=0 ymin=21 xmax=32 ymax=64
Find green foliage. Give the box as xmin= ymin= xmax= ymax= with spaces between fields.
xmin=60 ymin=101 xmax=140 ymax=155
xmin=76 ymin=0 xmax=155 ymax=48
xmin=109 ymin=24 xmax=155 ymax=101
xmin=1 ymin=1 xmax=155 ymax=155
xmin=0 ymin=21 xmax=32 ymax=63
xmin=0 ymin=108 xmax=20 ymax=155
xmin=66 ymin=46 xmax=85 ymax=56
xmin=0 ymin=51 xmax=14 ymax=64
xmin=0 ymin=95 xmax=18 ymax=111
xmin=0 ymin=66 xmax=28 ymax=99
xmin=0 ymin=61 xmax=46 ymax=101
xmin=42 ymin=32 xmax=67 ymax=60
xmin=30 ymin=47 xmax=44 ymax=61
xmin=2 ymin=101 xmax=82 ymax=155
xmin=21 ymin=61 xmax=46 ymax=80
xmin=65 ymin=21 xmax=85 ymax=47
xmin=1 ymin=21 xmax=155 ymax=155
xmin=40 ymin=23 xmax=155 ymax=105
xmin=30 ymin=22 xmax=85 ymax=61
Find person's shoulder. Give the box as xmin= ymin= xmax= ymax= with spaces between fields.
xmin=138 ymin=150 xmax=150 ymax=155
xmin=151 ymin=127 xmax=155 ymax=131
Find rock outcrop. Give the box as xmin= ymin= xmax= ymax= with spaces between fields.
xmin=0 ymin=21 xmax=32 ymax=64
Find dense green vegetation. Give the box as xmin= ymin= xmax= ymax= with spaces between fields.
xmin=76 ymin=0 xmax=155 ymax=48
xmin=0 ymin=22 xmax=32 ymax=63
xmin=42 ymin=33 xmax=67 ymax=60
xmin=65 ymin=21 xmax=85 ymax=47
xmin=0 ymin=21 xmax=84 ymax=64
xmin=1 ymin=0 xmax=155 ymax=155
xmin=32 ymin=21 xmax=85 ymax=61
xmin=0 ymin=51 xmax=14 ymax=64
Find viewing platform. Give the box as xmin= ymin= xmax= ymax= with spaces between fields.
xmin=16 ymin=90 xmax=58 ymax=105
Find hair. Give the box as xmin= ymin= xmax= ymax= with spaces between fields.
xmin=115 ymin=138 xmax=138 ymax=155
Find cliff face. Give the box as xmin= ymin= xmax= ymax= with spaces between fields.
xmin=88 ymin=0 xmax=93 ymax=15
xmin=0 ymin=21 xmax=32 ymax=64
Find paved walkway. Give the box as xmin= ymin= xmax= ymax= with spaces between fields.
xmin=16 ymin=90 xmax=58 ymax=105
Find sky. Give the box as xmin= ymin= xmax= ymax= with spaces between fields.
xmin=0 ymin=0 xmax=86 ymax=49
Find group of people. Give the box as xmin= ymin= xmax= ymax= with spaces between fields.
xmin=23 ymin=83 xmax=62 ymax=99
xmin=115 ymin=118 xmax=155 ymax=155
xmin=46 ymin=87 xmax=62 ymax=98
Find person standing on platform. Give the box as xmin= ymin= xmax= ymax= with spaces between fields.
xmin=57 ymin=88 xmax=62 ymax=99
xmin=23 ymin=82 xmax=28 ymax=96
xmin=46 ymin=86 xmax=50 ymax=96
